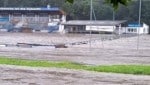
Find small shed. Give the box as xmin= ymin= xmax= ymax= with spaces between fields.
xmin=60 ymin=20 xmax=126 ymax=34
xmin=123 ymin=23 xmax=149 ymax=34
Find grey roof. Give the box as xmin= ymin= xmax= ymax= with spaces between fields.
xmin=62 ymin=20 xmax=127 ymax=26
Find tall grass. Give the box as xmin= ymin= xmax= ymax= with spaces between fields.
xmin=0 ymin=57 xmax=150 ymax=75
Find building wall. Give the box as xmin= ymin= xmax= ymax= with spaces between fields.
xmin=59 ymin=25 xmax=125 ymax=34
xmin=143 ymin=23 xmax=149 ymax=34
xmin=123 ymin=23 xmax=149 ymax=34
xmin=59 ymin=25 xmax=65 ymax=33
xmin=86 ymin=25 xmax=115 ymax=32
xmin=0 ymin=13 xmax=66 ymax=32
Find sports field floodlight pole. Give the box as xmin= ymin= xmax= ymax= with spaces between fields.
xmin=137 ymin=0 xmax=142 ymax=50
xmin=89 ymin=0 xmax=93 ymax=50
xmin=112 ymin=8 xmax=115 ymax=35
xmin=113 ymin=10 xmax=115 ymax=21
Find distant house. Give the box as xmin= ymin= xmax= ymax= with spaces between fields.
xmin=123 ymin=23 xmax=149 ymax=34
xmin=60 ymin=20 xmax=126 ymax=34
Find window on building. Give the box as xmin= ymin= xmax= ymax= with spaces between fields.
xmin=133 ymin=29 xmax=137 ymax=32
xmin=128 ymin=29 xmax=131 ymax=32
xmin=50 ymin=15 xmax=59 ymax=19
xmin=131 ymin=29 xmax=134 ymax=32
xmin=128 ymin=28 xmax=137 ymax=33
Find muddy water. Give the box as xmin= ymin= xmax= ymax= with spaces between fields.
xmin=0 ymin=32 xmax=150 ymax=85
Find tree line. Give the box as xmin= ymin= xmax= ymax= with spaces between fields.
xmin=0 ymin=0 xmax=150 ymax=29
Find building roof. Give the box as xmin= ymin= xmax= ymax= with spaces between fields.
xmin=62 ymin=20 xmax=127 ymax=26
xmin=0 ymin=7 xmax=66 ymax=15
xmin=0 ymin=7 xmax=59 ymax=11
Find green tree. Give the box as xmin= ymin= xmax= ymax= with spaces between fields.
xmin=0 ymin=0 xmax=149 ymax=33
xmin=66 ymin=0 xmax=132 ymax=9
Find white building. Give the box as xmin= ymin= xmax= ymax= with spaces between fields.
xmin=123 ymin=23 xmax=149 ymax=34
xmin=60 ymin=20 xmax=126 ymax=34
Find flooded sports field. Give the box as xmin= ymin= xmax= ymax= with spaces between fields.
xmin=0 ymin=32 xmax=149 ymax=65
xmin=0 ymin=32 xmax=150 ymax=85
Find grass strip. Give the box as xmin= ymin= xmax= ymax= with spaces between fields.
xmin=0 ymin=57 xmax=150 ymax=75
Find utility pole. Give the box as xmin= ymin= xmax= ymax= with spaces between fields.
xmin=89 ymin=0 xmax=93 ymax=50
xmin=113 ymin=11 xmax=115 ymax=21
xmin=90 ymin=0 xmax=93 ymax=21
xmin=137 ymin=0 xmax=142 ymax=50
xmin=112 ymin=8 xmax=115 ymax=37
